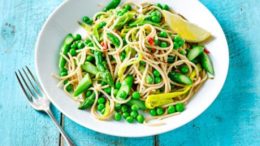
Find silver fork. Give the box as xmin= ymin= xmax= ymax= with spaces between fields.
xmin=15 ymin=66 xmax=75 ymax=146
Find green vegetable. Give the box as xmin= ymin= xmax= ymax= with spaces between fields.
xmin=121 ymin=105 xmax=128 ymax=112
xmin=159 ymin=31 xmax=167 ymax=38
xmin=78 ymin=92 xmax=95 ymax=109
xmin=58 ymin=34 xmax=74 ymax=73
xmin=104 ymin=87 xmax=111 ymax=94
xmin=69 ymin=49 xmax=77 ymax=56
xmin=94 ymin=51 xmax=114 ymax=86
xmin=180 ymin=65 xmax=189 ymax=74
xmin=81 ymin=62 xmax=99 ymax=75
xmin=175 ymin=103 xmax=185 ymax=112
xmin=156 ymin=3 xmax=163 ymax=9
xmin=116 ymin=75 xmax=134 ymax=99
xmin=97 ymin=103 xmax=105 ymax=111
xmin=200 ymin=52 xmax=214 ymax=75
xmin=103 ymin=0 xmax=121 ymax=11
xmin=86 ymin=55 xmax=94 ymax=62
xmin=174 ymin=35 xmax=185 ymax=49
xmin=162 ymin=4 xmax=169 ymax=11
xmin=115 ymin=82 xmax=121 ymax=89
xmin=82 ymin=16 xmax=93 ymax=25
xmin=122 ymin=112 xmax=130 ymax=118
xmin=136 ymin=114 xmax=145 ymax=123
xmin=168 ymin=72 xmax=193 ymax=85
xmin=146 ymin=75 xmax=154 ymax=84
xmin=127 ymin=99 xmax=146 ymax=110
xmin=153 ymin=70 xmax=160 ymax=77
xmin=86 ymin=90 xmax=92 ymax=97
xmin=115 ymin=103 xmax=121 ymax=110
xmin=131 ymin=104 xmax=139 ymax=111
xmin=150 ymin=109 xmax=157 ymax=116
xmin=132 ymin=91 xmax=141 ymax=99
xmin=120 ymin=51 xmax=126 ymax=61
xmin=107 ymin=33 xmax=120 ymax=47
xmin=167 ymin=56 xmax=175 ymax=63
xmin=126 ymin=116 xmax=134 ymax=123
xmin=160 ymin=42 xmax=168 ymax=48
xmin=114 ymin=12 xmax=135 ymax=29
xmin=155 ymin=77 xmax=162 ymax=84
xmin=93 ymin=22 xmax=107 ymax=40
xmin=156 ymin=107 xmax=164 ymax=115
xmin=98 ymin=97 xmax=106 ymax=104
xmin=151 ymin=15 xmax=161 ymax=23
xmin=118 ymin=91 xmax=127 ymax=99
xmin=187 ymin=46 xmax=204 ymax=60
xmin=77 ymin=42 xmax=85 ymax=49
xmin=130 ymin=111 xmax=138 ymax=118
xmin=74 ymin=34 xmax=81 ymax=41
xmin=124 ymin=4 xmax=131 ymax=11
xmin=60 ymin=69 xmax=68 ymax=77
xmin=167 ymin=105 xmax=175 ymax=114
xmin=71 ymin=43 xmax=77 ymax=49
xmin=114 ymin=112 xmax=122 ymax=121
xmin=73 ymin=73 xmax=92 ymax=96
xmin=154 ymin=39 xmax=160 ymax=45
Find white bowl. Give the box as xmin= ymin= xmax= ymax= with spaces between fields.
xmin=35 ymin=0 xmax=229 ymax=137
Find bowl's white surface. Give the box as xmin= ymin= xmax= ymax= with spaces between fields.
xmin=35 ymin=0 xmax=229 ymax=137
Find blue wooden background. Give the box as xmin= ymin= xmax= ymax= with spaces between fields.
xmin=0 ymin=0 xmax=259 ymax=146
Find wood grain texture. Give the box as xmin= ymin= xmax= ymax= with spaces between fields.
xmin=158 ymin=0 xmax=260 ymax=146
xmin=1 ymin=0 xmax=260 ymax=146
xmin=0 ymin=0 xmax=62 ymax=146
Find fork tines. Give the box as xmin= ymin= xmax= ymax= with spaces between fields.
xmin=15 ymin=66 xmax=43 ymax=101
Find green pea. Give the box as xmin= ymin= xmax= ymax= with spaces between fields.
xmin=180 ymin=65 xmax=189 ymax=74
xmin=74 ymin=34 xmax=82 ymax=41
xmin=159 ymin=31 xmax=167 ymax=38
xmin=176 ymin=103 xmax=185 ymax=112
xmin=69 ymin=49 xmax=77 ymax=56
xmin=122 ymin=112 xmax=130 ymax=118
xmin=115 ymin=82 xmax=121 ymax=89
xmin=101 ymin=81 xmax=107 ymax=86
xmin=66 ymin=84 xmax=73 ymax=92
xmin=104 ymin=87 xmax=111 ymax=94
xmin=97 ymin=103 xmax=105 ymax=111
xmin=126 ymin=116 xmax=134 ymax=123
xmin=167 ymin=56 xmax=175 ymax=63
xmin=86 ymin=55 xmax=95 ymax=62
xmin=86 ymin=90 xmax=92 ymax=97
xmin=179 ymin=49 xmax=187 ymax=55
xmin=167 ymin=105 xmax=175 ymax=114
xmin=160 ymin=42 xmax=168 ymax=48
xmin=77 ymin=42 xmax=85 ymax=49
xmin=151 ymin=15 xmax=161 ymax=23
xmin=174 ymin=35 xmax=185 ymax=49
xmin=114 ymin=112 xmax=122 ymax=121
xmin=146 ymin=75 xmax=154 ymax=84
xmin=82 ymin=16 xmax=90 ymax=23
xmin=156 ymin=107 xmax=164 ymax=115
xmin=153 ymin=70 xmax=160 ymax=77
xmin=124 ymin=4 xmax=131 ymax=11
xmin=60 ymin=70 xmax=68 ymax=77
xmin=136 ymin=114 xmax=145 ymax=123
xmin=87 ymin=19 xmax=94 ymax=25
xmin=98 ymin=22 xmax=107 ymax=28
xmin=131 ymin=104 xmax=139 ymax=111
xmin=115 ymin=103 xmax=121 ymax=110
xmin=130 ymin=111 xmax=138 ymax=118
xmin=155 ymin=77 xmax=162 ymax=84
xmin=156 ymin=3 xmax=163 ymax=9
xmin=71 ymin=43 xmax=77 ymax=49
xmin=98 ymin=97 xmax=105 ymax=104
xmin=119 ymin=90 xmax=127 ymax=99
xmin=162 ymin=4 xmax=169 ymax=10
xmin=132 ymin=91 xmax=141 ymax=99
xmin=151 ymin=11 xmax=161 ymax=17
xmin=121 ymin=105 xmax=128 ymax=112
xmin=150 ymin=109 xmax=157 ymax=116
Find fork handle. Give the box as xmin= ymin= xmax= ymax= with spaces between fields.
xmin=45 ymin=109 xmax=75 ymax=146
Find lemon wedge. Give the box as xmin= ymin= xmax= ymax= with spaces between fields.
xmin=162 ymin=10 xmax=211 ymax=43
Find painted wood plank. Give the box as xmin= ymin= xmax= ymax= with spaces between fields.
xmin=158 ymin=0 xmax=260 ymax=146
xmin=0 ymin=0 xmax=62 ymax=146
xmin=62 ymin=117 xmax=154 ymax=146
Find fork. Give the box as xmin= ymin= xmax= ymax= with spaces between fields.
xmin=15 ymin=66 xmax=75 ymax=146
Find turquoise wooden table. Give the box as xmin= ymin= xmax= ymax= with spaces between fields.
xmin=0 ymin=0 xmax=259 ymax=146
